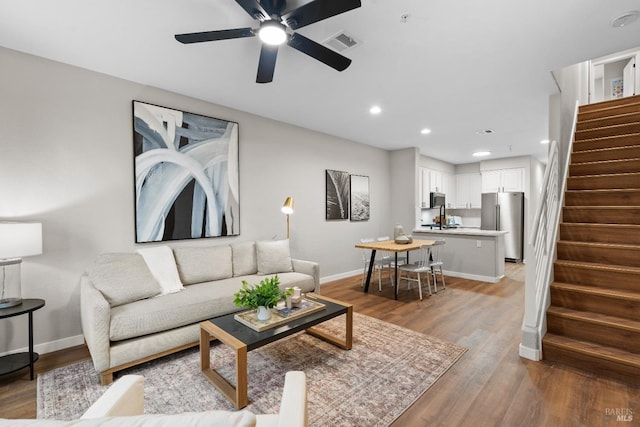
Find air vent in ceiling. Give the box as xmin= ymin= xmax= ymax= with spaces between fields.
xmin=323 ymin=31 xmax=360 ymax=52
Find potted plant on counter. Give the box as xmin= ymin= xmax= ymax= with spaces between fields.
xmin=233 ymin=275 xmax=291 ymax=321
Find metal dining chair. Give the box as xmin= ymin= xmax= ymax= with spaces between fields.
xmin=359 ymin=238 xmax=393 ymax=290
xmin=429 ymin=239 xmax=446 ymax=292
xmin=397 ymin=244 xmax=433 ymax=300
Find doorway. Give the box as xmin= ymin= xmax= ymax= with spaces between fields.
xmin=589 ymin=49 xmax=639 ymax=103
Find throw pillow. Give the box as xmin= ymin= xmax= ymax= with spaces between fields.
xmin=173 ymin=245 xmax=233 ymax=284
xmin=231 ymin=241 xmax=258 ymax=276
xmin=87 ymin=253 xmax=161 ymax=307
xmin=136 ymin=246 xmax=184 ymax=295
xmin=256 ymin=239 xmax=293 ymax=275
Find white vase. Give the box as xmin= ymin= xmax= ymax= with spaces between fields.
xmin=256 ymin=306 xmax=271 ymax=321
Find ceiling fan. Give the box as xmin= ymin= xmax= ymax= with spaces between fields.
xmin=175 ymin=0 xmax=361 ymax=83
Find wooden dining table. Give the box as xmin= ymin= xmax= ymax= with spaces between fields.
xmin=355 ymin=239 xmax=436 ymax=300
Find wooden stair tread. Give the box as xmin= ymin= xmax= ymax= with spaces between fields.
xmin=570 ymin=157 xmax=640 ymax=166
xmin=573 ymin=132 xmax=640 ymax=145
xmin=567 ymin=171 xmax=640 ymax=179
xmin=564 ymin=189 xmax=640 ymax=195
xmin=547 ymin=305 xmax=640 ymax=331
xmin=563 ymin=206 xmax=640 ymax=211
xmin=551 ymin=281 xmax=640 ymax=302
xmin=554 ymin=259 xmax=640 ymax=275
xmin=543 ymin=333 xmax=640 ymax=367
xmin=579 ymin=95 xmax=640 ymax=113
xmin=560 ymin=222 xmax=640 ymax=228
xmin=579 ymin=111 xmax=640 ymax=124
xmin=571 ymin=143 xmax=640 ymax=157
xmin=557 ymin=240 xmax=640 ymax=250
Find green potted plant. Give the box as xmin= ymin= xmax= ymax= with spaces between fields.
xmin=233 ymin=275 xmax=291 ymax=321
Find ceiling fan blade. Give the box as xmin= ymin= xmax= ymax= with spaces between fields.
xmin=256 ymin=44 xmax=279 ymax=83
xmin=175 ymin=28 xmax=255 ymax=44
xmin=235 ymin=0 xmax=269 ymax=21
xmin=282 ymin=0 xmax=361 ymax=30
xmin=287 ymin=32 xmax=351 ymax=71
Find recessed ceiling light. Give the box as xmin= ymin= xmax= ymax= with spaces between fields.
xmin=610 ymin=10 xmax=640 ymax=28
xmin=420 ymin=128 xmax=432 ymax=135
xmin=472 ymin=151 xmax=491 ymax=157
xmin=476 ymin=129 xmax=495 ymax=135
xmin=540 ymin=139 xmax=550 ymax=144
xmin=369 ymin=106 xmax=382 ymax=115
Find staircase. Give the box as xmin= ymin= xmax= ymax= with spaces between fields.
xmin=542 ymin=94 xmax=640 ymax=384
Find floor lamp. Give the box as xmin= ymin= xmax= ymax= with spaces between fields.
xmin=0 ymin=222 xmax=43 ymax=309
xmin=281 ymin=197 xmax=294 ymax=239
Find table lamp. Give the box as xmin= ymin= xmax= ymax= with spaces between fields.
xmin=0 ymin=222 xmax=42 ymax=309
xmin=281 ymin=197 xmax=294 ymax=239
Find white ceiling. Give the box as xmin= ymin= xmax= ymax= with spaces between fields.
xmin=2 ymin=0 xmax=640 ymax=164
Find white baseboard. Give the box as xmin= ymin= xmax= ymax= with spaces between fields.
xmin=442 ymin=269 xmax=503 ymax=283
xmin=0 ymin=334 xmax=85 ymax=357
xmin=320 ymin=270 xmax=362 ymax=284
xmin=519 ymin=343 xmax=542 ymax=361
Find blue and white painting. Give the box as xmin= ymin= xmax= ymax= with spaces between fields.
xmin=133 ymin=101 xmax=239 ymax=243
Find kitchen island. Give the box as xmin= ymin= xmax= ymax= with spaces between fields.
xmin=412 ymin=227 xmax=508 ymax=283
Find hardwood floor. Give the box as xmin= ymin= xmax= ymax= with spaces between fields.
xmin=1 ymin=264 xmax=639 ymax=426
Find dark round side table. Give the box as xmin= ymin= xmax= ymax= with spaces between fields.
xmin=0 ymin=298 xmax=45 ymax=380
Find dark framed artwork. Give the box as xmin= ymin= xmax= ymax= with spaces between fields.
xmin=132 ymin=100 xmax=239 ymax=243
xmin=325 ymin=169 xmax=350 ymax=220
xmin=350 ymin=174 xmax=370 ymax=221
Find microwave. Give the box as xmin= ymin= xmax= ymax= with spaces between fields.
xmin=430 ymin=192 xmax=446 ymax=208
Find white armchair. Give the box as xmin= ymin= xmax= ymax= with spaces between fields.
xmin=0 ymin=371 xmax=307 ymax=427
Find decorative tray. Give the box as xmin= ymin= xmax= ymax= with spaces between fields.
xmin=234 ymin=298 xmax=326 ymax=332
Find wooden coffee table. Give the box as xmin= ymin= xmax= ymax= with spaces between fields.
xmin=199 ymin=293 xmax=353 ymax=408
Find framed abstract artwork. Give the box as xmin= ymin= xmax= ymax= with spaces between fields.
xmin=325 ymin=169 xmax=350 ymax=220
xmin=132 ymin=101 xmax=239 ymax=243
xmin=350 ymin=174 xmax=369 ymax=221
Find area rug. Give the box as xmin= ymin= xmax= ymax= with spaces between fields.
xmin=38 ymin=313 xmax=466 ymax=426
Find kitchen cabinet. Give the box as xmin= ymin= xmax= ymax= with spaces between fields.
xmin=419 ymin=167 xmax=430 ymax=208
xmin=429 ymin=170 xmax=443 ymax=192
xmin=420 ymin=168 xmax=455 ymax=208
xmin=455 ymin=173 xmax=482 ymax=208
xmin=481 ymin=168 xmax=524 ymax=193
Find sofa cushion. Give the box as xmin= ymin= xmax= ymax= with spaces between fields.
xmin=0 ymin=410 xmax=257 ymax=426
xmin=136 ymin=246 xmax=184 ymax=295
xmin=241 ymin=272 xmax=316 ymax=295
xmin=109 ymin=277 xmax=242 ymax=341
xmin=231 ymin=241 xmax=257 ymax=276
xmin=173 ymin=245 xmax=233 ymax=285
xmin=256 ymin=240 xmax=293 ymax=275
xmin=87 ymin=254 xmax=161 ymax=307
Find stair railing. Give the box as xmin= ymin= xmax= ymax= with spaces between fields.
xmin=519 ymin=100 xmax=579 ymax=360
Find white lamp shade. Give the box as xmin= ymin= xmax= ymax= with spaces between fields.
xmin=0 ymin=222 xmax=43 ymax=259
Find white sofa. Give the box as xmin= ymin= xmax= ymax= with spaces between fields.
xmin=0 ymin=371 xmax=307 ymax=426
xmin=80 ymin=240 xmax=319 ymax=384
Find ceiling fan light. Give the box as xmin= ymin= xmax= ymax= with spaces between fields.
xmin=259 ymin=22 xmax=287 ymax=45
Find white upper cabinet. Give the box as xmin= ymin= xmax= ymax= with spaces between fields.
xmin=426 ymin=169 xmax=455 ymax=207
xmin=429 ymin=169 xmax=443 ymax=192
xmin=481 ymin=167 xmax=524 ymax=193
xmin=455 ymin=173 xmax=482 ymax=208
xmin=419 ymin=167 xmax=430 ymax=208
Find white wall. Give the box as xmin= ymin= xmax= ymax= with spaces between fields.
xmin=0 ymin=46 xmax=392 ymax=355
xmin=390 ymin=148 xmax=419 ymax=234
xmin=551 ymin=61 xmax=589 ymax=168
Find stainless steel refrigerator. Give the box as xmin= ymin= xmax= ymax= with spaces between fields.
xmin=481 ymin=192 xmax=524 ymax=262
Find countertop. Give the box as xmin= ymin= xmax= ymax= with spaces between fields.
xmin=412 ymin=227 xmax=509 ymax=237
